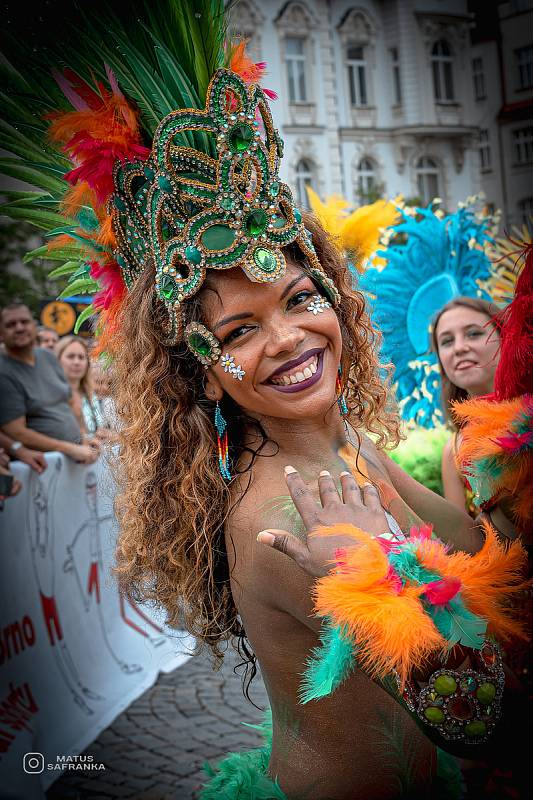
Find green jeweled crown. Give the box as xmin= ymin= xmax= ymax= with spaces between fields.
xmin=111 ymin=69 xmax=334 ymax=333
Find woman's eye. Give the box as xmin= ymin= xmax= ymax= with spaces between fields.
xmin=439 ymin=338 xmax=452 ymax=347
xmin=223 ymin=325 xmax=253 ymax=344
xmin=467 ymin=330 xmax=482 ymax=338
xmin=288 ymin=290 xmax=315 ymax=308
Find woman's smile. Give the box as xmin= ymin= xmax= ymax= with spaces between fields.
xmin=263 ymin=347 xmax=324 ymax=392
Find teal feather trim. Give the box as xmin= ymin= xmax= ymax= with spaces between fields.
xmin=299 ymin=620 xmax=355 ymax=704
xmin=201 ymin=709 xmax=287 ymax=800
xmin=430 ymin=597 xmax=487 ymax=650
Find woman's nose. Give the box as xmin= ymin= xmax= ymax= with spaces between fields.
xmin=264 ymin=319 xmax=305 ymax=356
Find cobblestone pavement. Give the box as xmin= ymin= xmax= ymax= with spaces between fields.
xmin=46 ymin=648 xmax=268 ymax=800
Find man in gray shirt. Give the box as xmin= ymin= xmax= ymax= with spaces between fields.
xmin=0 ymin=302 xmax=98 ymax=464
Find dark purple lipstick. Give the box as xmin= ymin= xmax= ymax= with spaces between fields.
xmin=265 ymin=349 xmax=325 ymax=394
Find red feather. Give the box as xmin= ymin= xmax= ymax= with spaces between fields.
xmin=422 ymin=577 xmax=461 ymax=606
xmin=494 ymin=241 xmax=533 ymax=400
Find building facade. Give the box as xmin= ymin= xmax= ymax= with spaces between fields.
xmin=230 ymin=0 xmax=533 ymax=227
xmin=230 ymin=0 xmax=482 ymax=212
xmin=469 ymin=0 xmax=533 ymax=229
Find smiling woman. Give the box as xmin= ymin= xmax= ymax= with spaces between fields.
xmin=431 ymin=297 xmax=500 ymax=514
xmin=2 ymin=2 xmax=528 ymax=798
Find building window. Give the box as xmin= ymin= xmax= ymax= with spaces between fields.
xmin=416 ymin=157 xmax=440 ymax=205
xmin=518 ymin=198 xmax=533 ymax=230
xmin=513 ymin=127 xmax=533 ymax=164
xmin=390 ymin=47 xmax=402 ymax=104
xmin=286 ymin=37 xmax=307 ymax=103
xmin=356 ymin=157 xmax=376 ymax=199
xmin=295 ymin=159 xmax=316 ymax=207
xmin=472 ymin=57 xmax=486 ymax=100
xmin=431 ymin=40 xmax=454 ymax=102
xmin=479 ymin=129 xmax=491 ymax=170
xmin=516 ymin=45 xmax=533 ymax=90
xmin=346 ymin=45 xmax=368 ymax=107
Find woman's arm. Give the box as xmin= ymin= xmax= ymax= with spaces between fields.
xmin=441 ymin=436 xmax=468 ymax=511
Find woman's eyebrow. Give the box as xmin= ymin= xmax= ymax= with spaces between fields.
xmin=280 ymin=273 xmax=308 ymax=300
xmin=213 ymin=311 xmax=253 ymax=332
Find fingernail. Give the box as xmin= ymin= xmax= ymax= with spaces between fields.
xmin=284 ymin=465 xmax=297 ymax=475
xmin=340 ymin=471 xmax=351 ymax=477
xmin=257 ymin=531 xmax=276 ymax=546
xmin=319 ymin=470 xmax=330 ymax=477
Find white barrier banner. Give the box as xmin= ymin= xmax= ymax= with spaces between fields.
xmin=0 ymin=453 xmax=194 ymax=798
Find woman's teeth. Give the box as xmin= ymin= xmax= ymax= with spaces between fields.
xmin=270 ymin=355 xmax=318 ymax=385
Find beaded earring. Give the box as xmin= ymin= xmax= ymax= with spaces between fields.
xmin=336 ymin=365 xmax=348 ymax=417
xmin=214 ymin=401 xmax=231 ymax=481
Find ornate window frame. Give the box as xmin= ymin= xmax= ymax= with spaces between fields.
xmin=337 ymin=8 xmax=377 ymax=126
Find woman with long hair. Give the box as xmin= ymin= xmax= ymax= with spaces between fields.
xmin=1 ymin=3 xmax=526 ymax=797
xmin=55 ymin=335 xmax=108 ymax=443
xmin=432 ymin=297 xmax=500 ymax=514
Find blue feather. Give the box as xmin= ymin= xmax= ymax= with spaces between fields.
xmin=299 ymin=621 xmax=355 ymax=704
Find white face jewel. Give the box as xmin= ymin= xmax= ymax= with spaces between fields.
xmin=307 ymin=295 xmax=332 ymax=315
xmin=221 ymin=353 xmax=246 ymax=380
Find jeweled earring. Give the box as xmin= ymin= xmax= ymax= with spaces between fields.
xmin=220 ymin=353 xmax=246 ymax=380
xmin=336 ymin=365 xmax=348 ymax=417
xmin=214 ymin=401 xmax=231 ymax=481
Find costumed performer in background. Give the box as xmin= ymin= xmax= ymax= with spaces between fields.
xmin=1 ymin=2 xmax=529 ymax=798
xmin=432 ymin=296 xmax=500 ymax=515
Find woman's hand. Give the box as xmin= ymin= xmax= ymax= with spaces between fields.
xmin=257 ymin=465 xmax=390 ymax=578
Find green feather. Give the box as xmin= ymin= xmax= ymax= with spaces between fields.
xmin=299 ymin=621 xmax=355 ymax=704
xmin=431 ymin=597 xmax=487 ymax=650
xmin=48 ymin=261 xmax=85 ymax=279
xmin=74 ymin=303 xmax=96 ymax=333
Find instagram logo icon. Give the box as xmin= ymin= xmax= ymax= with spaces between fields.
xmin=23 ymin=753 xmax=45 ymax=774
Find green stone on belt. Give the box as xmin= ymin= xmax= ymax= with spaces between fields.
xmin=188 ymin=332 xmax=212 ymax=358
xmin=269 ymin=181 xmax=280 ymax=197
xmin=424 ymin=706 xmax=445 ymax=724
xmin=245 ymin=210 xmax=268 ymax=237
xmin=434 ymin=675 xmax=457 ymax=696
xmin=253 ymin=247 xmax=277 ymax=273
xmin=465 ymin=720 xmax=487 ymax=737
xmin=294 ymin=207 xmax=302 ymax=223
xmin=158 ymin=175 xmax=174 ymax=192
xmin=201 ymin=224 xmax=236 ymax=251
xmin=228 ymin=123 xmax=254 ymax=153
xmin=114 ymin=196 xmax=127 ymax=211
xmin=144 ymin=166 xmax=155 ymax=180
xmin=476 ymin=682 xmax=496 ymax=705
xmin=220 ymin=196 xmax=235 ymax=211
xmin=185 ymin=245 xmax=202 ymax=265
xmin=160 ymin=275 xmax=176 ymax=301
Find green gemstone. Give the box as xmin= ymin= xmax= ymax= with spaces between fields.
xmin=269 ymin=182 xmax=280 ymax=197
xmin=476 ymin=682 xmax=496 ymax=705
xmin=464 ymin=720 xmax=487 ymax=738
xmin=245 ymin=210 xmax=268 ymax=237
xmin=184 ymin=246 xmax=202 ymax=265
xmin=434 ymin=675 xmax=457 ymax=696
xmin=201 ymin=224 xmax=236 ymax=251
xmin=424 ymin=706 xmax=445 ymax=724
xmin=144 ymin=166 xmax=155 ymax=180
xmin=114 ymin=196 xmax=127 ymax=211
xmin=294 ymin=208 xmax=302 ymax=224
xmin=188 ymin=332 xmax=212 ymax=358
xmin=220 ymin=196 xmax=235 ymax=211
xmin=158 ymin=175 xmax=174 ymax=192
xmin=253 ymin=247 xmax=277 ymax=273
xmin=160 ymin=275 xmax=176 ymax=301
xmin=272 ymin=214 xmax=286 ymax=229
xmin=228 ymin=123 xmax=254 ymax=153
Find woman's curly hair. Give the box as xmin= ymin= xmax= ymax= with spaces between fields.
xmin=112 ymin=213 xmax=400 ymax=668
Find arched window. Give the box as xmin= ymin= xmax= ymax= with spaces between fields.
xmin=357 ymin=157 xmax=376 ymax=199
xmin=295 ymin=159 xmax=316 ymax=207
xmin=431 ymin=40 xmax=454 ymax=102
xmin=416 ymin=157 xmax=440 ymax=205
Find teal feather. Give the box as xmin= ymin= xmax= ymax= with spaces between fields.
xmin=430 ymin=596 xmax=487 ymax=650
xmin=299 ymin=621 xmax=355 ymax=704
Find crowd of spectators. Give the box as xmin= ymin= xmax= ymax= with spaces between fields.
xmin=0 ymin=301 xmax=117 ymax=506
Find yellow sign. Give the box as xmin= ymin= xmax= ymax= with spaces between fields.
xmin=40 ymin=301 xmax=77 ymax=335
